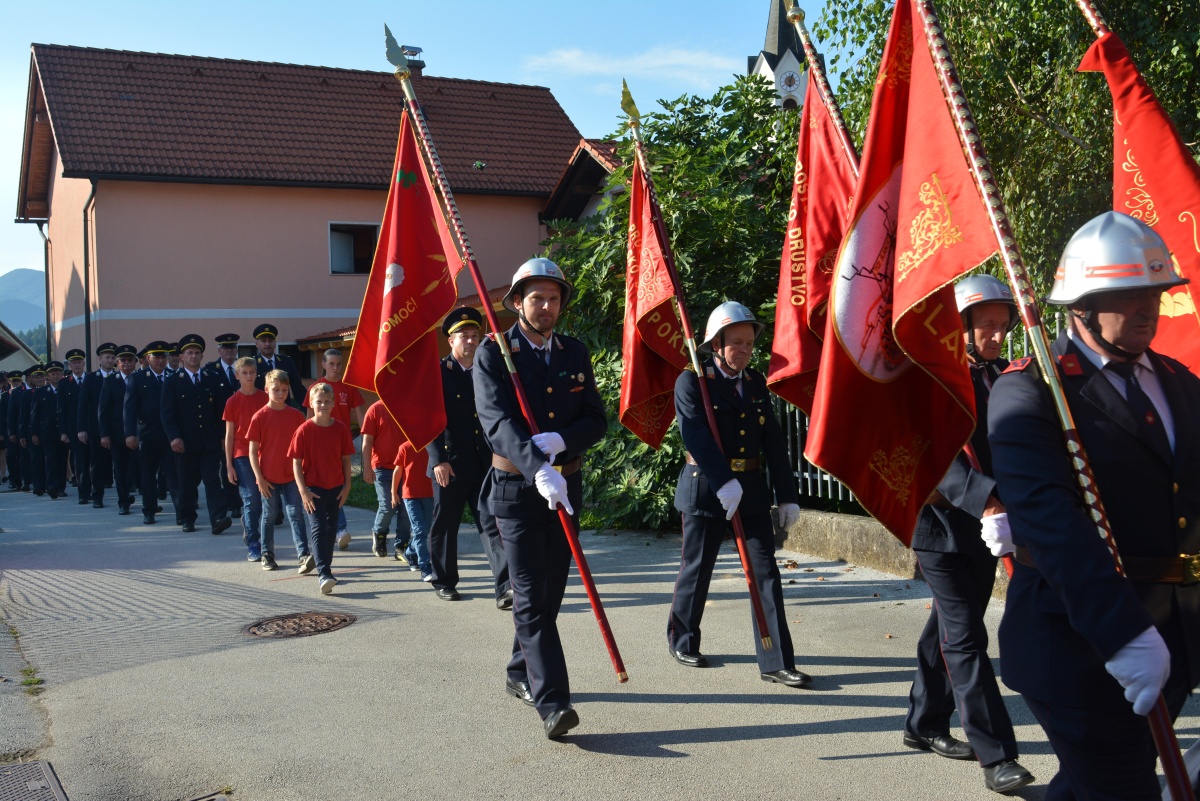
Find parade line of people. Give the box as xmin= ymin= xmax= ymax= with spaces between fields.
xmin=3 ymin=214 xmax=1199 ymax=798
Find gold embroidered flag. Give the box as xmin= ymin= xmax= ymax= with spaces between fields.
xmin=805 ymin=0 xmax=997 ymax=544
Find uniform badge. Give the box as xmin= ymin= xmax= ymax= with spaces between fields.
xmin=1002 ymin=357 xmax=1032 ymax=375
xmin=759 ymin=415 xmax=765 ymax=425
xmin=1057 ymin=353 xmax=1083 ymax=376
xmin=577 ymin=373 xmax=585 ymax=382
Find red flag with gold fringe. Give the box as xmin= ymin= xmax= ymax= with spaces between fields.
xmin=767 ymin=72 xmax=859 ymax=415
xmin=344 ymin=113 xmax=462 ymax=448
xmin=1078 ymin=31 xmax=1200 ymax=373
xmin=805 ymin=0 xmax=997 ymax=544
xmin=619 ymin=158 xmax=689 ymax=448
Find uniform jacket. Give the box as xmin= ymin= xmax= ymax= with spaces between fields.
xmin=426 ymin=354 xmax=491 ymax=475
xmin=30 ymin=384 xmax=62 ymax=441
xmin=5 ymin=385 xmax=24 ymax=439
xmin=124 ymin=368 xmax=170 ymax=442
xmin=17 ymin=386 xmax=36 ymax=441
xmin=76 ymin=371 xmax=109 ymax=436
xmin=989 ymin=332 xmax=1200 ymax=707
xmin=57 ymin=373 xmax=83 ymax=443
xmin=98 ymin=373 xmax=130 ymax=442
xmin=474 ymin=325 xmax=606 ymax=518
xmin=161 ymin=368 xmax=225 ymax=451
xmin=911 ymin=361 xmax=1006 ymax=556
xmin=673 ymin=360 xmax=798 ymax=519
xmin=203 ymin=358 xmax=239 ymax=413
xmin=253 ymin=352 xmax=305 ymax=407
xmin=0 ymin=389 xmax=7 ymax=442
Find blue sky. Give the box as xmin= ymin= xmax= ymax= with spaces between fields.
xmin=1 ymin=0 xmax=828 ymax=278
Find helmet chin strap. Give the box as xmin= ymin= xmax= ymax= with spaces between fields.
xmin=518 ymin=308 xmax=553 ymax=339
xmin=712 ymin=334 xmax=744 ymax=378
xmin=1071 ymin=308 xmax=1143 ymax=361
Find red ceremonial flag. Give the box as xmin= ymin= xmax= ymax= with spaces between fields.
xmin=344 ymin=112 xmax=462 ymax=449
xmin=619 ymin=157 xmax=689 ymax=447
xmin=1078 ymin=32 xmax=1200 ymax=372
xmin=805 ymin=0 xmax=998 ymax=544
xmin=767 ymin=72 xmax=859 ymax=414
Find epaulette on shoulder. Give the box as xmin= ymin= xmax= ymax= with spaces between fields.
xmin=1002 ymin=357 xmax=1033 ymax=375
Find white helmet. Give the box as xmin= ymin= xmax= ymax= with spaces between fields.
xmin=503 ymin=258 xmax=574 ymax=313
xmin=1047 ymin=211 xmax=1187 ymax=305
xmin=699 ymin=301 xmax=765 ymax=354
xmin=955 ymin=274 xmax=1018 ymax=333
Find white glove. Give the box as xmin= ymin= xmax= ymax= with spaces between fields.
xmin=531 ymin=432 xmax=567 ymax=465
xmin=1104 ymin=626 xmax=1171 ymax=716
xmin=534 ymin=463 xmax=574 ymax=515
xmin=980 ymin=512 xmax=1015 ymax=557
xmin=1166 ymin=738 xmax=1200 ymax=801
xmin=775 ymin=503 xmax=801 ymax=530
xmin=715 ymin=479 xmax=743 ymax=521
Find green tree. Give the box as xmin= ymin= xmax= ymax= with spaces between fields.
xmin=16 ymin=325 xmax=48 ymax=361
xmin=542 ymin=76 xmax=798 ymax=530
xmin=813 ymin=0 xmax=1200 ymax=293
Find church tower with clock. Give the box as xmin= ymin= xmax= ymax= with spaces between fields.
xmin=747 ymin=0 xmax=807 ymax=109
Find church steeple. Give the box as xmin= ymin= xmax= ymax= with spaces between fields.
xmin=747 ymin=0 xmax=807 ymax=109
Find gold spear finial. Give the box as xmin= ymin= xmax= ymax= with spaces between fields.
xmin=384 ymin=24 xmax=410 ymax=81
xmin=620 ymin=79 xmax=641 ymax=128
xmin=787 ymin=4 xmax=804 ymax=25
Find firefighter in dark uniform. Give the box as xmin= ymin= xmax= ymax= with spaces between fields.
xmin=474 ymin=258 xmax=606 ymax=739
xmin=161 ymin=334 xmax=232 ymax=534
xmin=989 ymin=212 xmax=1200 ymax=800
xmin=99 ymin=345 xmax=138 ymax=514
xmin=669 ymin=302 xmax=809 ymax=688
xmin=427 ymin=306 xmax=511 ymax=606
xmin=125 ymin=341 xmax=177 ymax=525
xmin=20 ymin=365 xmax=47 ymax=496
xmin=77 ymin=342 xmax=118 ymax=507
xmin=31 ymin=361 xmax=68 ymax=498
xmin=903 ymin=275 xmax=1034 ymax=795
xmin=58 ymin=349 xmax=90 ymax=503
xmin=5 ymin=370 xmax=26 ymax=490
xmin=0 ymin=376 xmax=9 ymax=487
xmin=206 ymin=332 xmax=244 ymax=516
xmin=252 ymin=324 xmax=305 ymax=408
xmin=165 ymin=343 xmax=181 ymax=376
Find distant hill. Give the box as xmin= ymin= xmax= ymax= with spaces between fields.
xmin=0 ymin=269 xmax=46 ymax=308
xmin=2 ymin=298 xmax=45 ymax=333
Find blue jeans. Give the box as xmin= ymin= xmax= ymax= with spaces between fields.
xmin=259 ymin=479 xmax=308 ymax=558
xmin=337 ymin=506 xmax=348 ymax=532
xmin=233 ymin=456 xmax=263 ymax=555
xmin=403 ymin=496 xmax=433 ymax=574
xmin=371 ymin=468 xmax=400 ymax=537
xmin=304 ymin=485 xmax=342 ymax=580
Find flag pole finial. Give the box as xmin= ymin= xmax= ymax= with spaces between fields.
xmin=621 ymin=80 xmax=641 ymax=129
xmin=786 ymin=4 xmax=804 ymax=25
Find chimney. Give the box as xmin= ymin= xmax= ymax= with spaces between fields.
xmin=402 ymin=44 xmax=425 ymax=77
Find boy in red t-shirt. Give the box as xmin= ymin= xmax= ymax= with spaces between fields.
xmin=223 ymin=357 xmax=268 ymax=562
xmin=302 ymin=348 xmax=364 ymax=550
xmin=391 ymin=440 xmax=434 ymax=581
xmin=290 ymin=382 xmax=354 ymax=594
xmin=360 ymin=400 xmax=407 ymax=560
xmin=247 ymin=369 xmax=310 ymax=572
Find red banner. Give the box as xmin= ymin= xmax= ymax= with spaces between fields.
xmin=805 ymin=0 xmax=997 ymax=544
xmin=1078 ymin=32 xmax=1200 ymax=373
xmin=767 ymin=73 xmax=859 ymax=415
xmin=619 ymin=157 xmax=689 ymax=447
xmin=344 ymin=113 xmax=462 ymax=448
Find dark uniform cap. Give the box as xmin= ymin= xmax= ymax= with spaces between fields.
xmin=142 ymin=340 xmax=171 ymax=356
xmin=178 ymin=333 xmax=206 ymax=353
xmin=7 ymin=370 xmax=23 ymax=379
xmin=28 ymin=364 xmax=46 ymax=376
xmin=442 ymin=306 xmax=484 ymax=337
xmin=95 ymin=342 xmax=117 ymax=356
xmin=65 ymin=348 xmax=86 ymax=361
xmin=253 ymin=324 xmax=279 ymax=340
xmin=46 ymin=361 xmax=64 ymax=372
xmin=215 ymin=333 xmax=240 ymax=347
xmin=116 ymin=344 xmax=138 ymax=359
xmin=168 ymin=342 xmax=180 ymax=355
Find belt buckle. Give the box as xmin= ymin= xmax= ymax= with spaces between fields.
xmin=1182 ymin=554 xmax=1200 ymax=585
xmin=730 ymin=458 xmax=746 ymax=472
xmin=553 ymin=464 xmax=563 ymax=474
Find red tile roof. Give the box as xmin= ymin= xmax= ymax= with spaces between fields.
xmin=29 ymin=44 xmax=581 ymax=196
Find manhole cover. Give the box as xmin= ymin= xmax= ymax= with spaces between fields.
xmin=243 ymin=611 xmax=356 ymax=638
xmin=0 ymin=761 xmax=69 ymax=800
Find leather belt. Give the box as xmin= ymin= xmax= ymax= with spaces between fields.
xmin=1015 ymin=546 xmax=1200 ymax=585
xmin=684 ymin=451 xmax=761 ymax=472
xmin=492 ymin=454 xmax=581 ymax=477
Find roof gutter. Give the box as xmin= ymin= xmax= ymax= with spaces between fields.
xmin=35 ymin=222 xmax=51 ymax=360
xmin=82 ymin=179 xmax=96 ymax=369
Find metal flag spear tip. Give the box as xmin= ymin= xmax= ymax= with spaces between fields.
xmin=384 ymin=24 xmax=628 ymax=683
xmin=786 ymin=4 xmax=860 ymax=173
xmin=621 ymin=82 xmax=774 ymax=650
xmin=911 ymin=2 xmax=1193 ymax=798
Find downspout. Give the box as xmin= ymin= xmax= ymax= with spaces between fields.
xmin=36 ymin=222 xmax=51 ymax=360
xmin=81 ymin=179 xmax=96 ymax=370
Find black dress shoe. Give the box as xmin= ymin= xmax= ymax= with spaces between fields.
xmin=761 ymin=668 xmax=813 ymax=688
xmin=211 ymin=517 xmax=232 ymax=535
xmin=33 ymin=489 xmax=45 ymax=496
xmin=983 ymin=760 xmax=1034 ymax=793
xmin=903 ymin=730 xmax=975 ymax=760
xmin=435 ymin=588 xmax=461 ymax=601
xmin=118 ymin=505 xmax=130 ymax=515
xmin=672 ymin=650 xmax=708 ymax=668
xmin=182 ymin=521 xmax=197 ymax=533
xmin=505 ymin=677 xmax=534 ymax=707
xmin=47 ymin=489 xmax=59 ymax=499
xmin=78 ymin=497 xmax=90 ymax=505
xmin=92 ymin=500 xmax=104 ymax=508
xmin=543 ymin=707 xmax=579 ymax=739
xmin=496 ymin=589 xmax=514 ymax=611
xmin=143 ymin=514 xmax=156 ymax=525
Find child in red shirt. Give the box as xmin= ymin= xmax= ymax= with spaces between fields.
xmin=302 ymin=348 xmax=364 ymax=549
xmin=289 ymin=382 xmax=354 ymax=594
xmin=391 ymin=440 xmax=434 ymax=581
xmin=360 ymin=400 xmax=406 ymax=559
xmin=223 ymin=356 xmax=268 ymax=562
xmin=247 ymin=369 xmax=310 ymax=572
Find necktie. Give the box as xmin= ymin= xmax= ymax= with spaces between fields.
xmin=227 ymin=366 xmax=235 ymax=385
xmin=1106 ymin=361 xmax=1171 ymax=455
xmin=193 ymin=373 xmax=200 ymax=387
xmin=268 ymin=359 xmax=274 ymax=372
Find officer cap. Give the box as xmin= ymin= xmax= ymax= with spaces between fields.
xmin=215 ymin=333 xmax=240 ymax=347
xmin=28 ymin=364 xmax=46 ymax=377
xmin=178 ymin=334 xmax=205 ymax=353
xmin=168 ymin=342 xmax=180 ymax=355
xmin=442 ymin=307 xmax=484 ymax=337
xmin=253 ymin=324 xmax=279 ymax=340
xmin=65 ymin=348 xmax=86 ymax=361
xmin=96 ymin=342 xmax=117 ymax=356
xmin=46 ymin=361 xmax=64 ymax=372
xmin=116 ymin=344 xmax=138 ymax=359
xmin=7 ymin=370 xmax=23 ymax=379
xmin=142 ymin=340 xmax=171 ymax=356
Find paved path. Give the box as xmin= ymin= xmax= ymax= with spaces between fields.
xmin=1 ymin=487 xmax=1196 ymax=800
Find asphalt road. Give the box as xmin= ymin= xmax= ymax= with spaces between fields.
xmin=1 ymin=486 xmax=1196 ymax=800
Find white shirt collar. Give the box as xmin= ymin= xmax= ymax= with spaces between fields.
xmin=1067 ymin=327 xmax=1154 ymax=374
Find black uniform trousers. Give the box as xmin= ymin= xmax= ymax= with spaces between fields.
xmin=429 ymin=464 xmax=509 ymax=598
xmin=69 ymin=436 xmax=90 ymax=501
xmin=88 ymin=439 xmax=114 ymax=502
xmin=139 ymin=439 xmax=179 ymax=518
xmin=177 ymin=446 xmax=224 ymax=526
xmin=4 ymin=440 xmax=16 ymax=488
xmin=109 ymin=443 xmax=135 ymax=508
xmin=669 ymin=494 xmax=794 ymax=673
xmin=498 ymin=471 xmax=578 ymax=718
xmin=43 ymin=437 xmax=67 ymax=494
xmin=906 ymin=549 xmax=1016 ymax=766
xmin=28 ymin=440 xmax=46 ymax=492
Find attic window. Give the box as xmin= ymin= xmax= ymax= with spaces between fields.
xmin=118 ymin=93 xmax=136 ymax=101
xmin=329 ymin=223 xmax=378 ymax=275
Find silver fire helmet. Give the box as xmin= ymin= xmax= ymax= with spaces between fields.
xmin=955 ymin=274 xmax=1019 ymax=333
xmin=699 ymin=301 xmax=765 ymax=354
xmin=1047 ymin=211 xmax=1187 ymax=305
xmin=503 ymin=258 xmax=574 ymax=313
